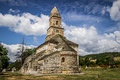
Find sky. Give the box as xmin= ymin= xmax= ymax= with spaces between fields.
xmin=0 ymin=0 xmax=120 ymax=62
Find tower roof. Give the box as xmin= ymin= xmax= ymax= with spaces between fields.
xmin=51 ymin=6 xmax=59 ymax=14
xmin=50 ymin=6 xmax=61 ymax=18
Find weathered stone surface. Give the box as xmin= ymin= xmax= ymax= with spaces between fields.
xmin=20 ymin=6 xmax=80 ymax=74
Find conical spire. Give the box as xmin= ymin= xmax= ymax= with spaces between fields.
xmin=51 ymin=6 xmax=59 ymax=14
xmin=50 ymin=6 xmax=61 ymax=18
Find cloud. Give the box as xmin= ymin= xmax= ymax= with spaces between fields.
xmin=2 ymin=43 xmax=36 ymax=62
xmin=9 ymin=8 xmax=20 ymax=14
xmin=64 ymin=23 xmax=120 ymax=55
xmin=33 ymin=36 xmax=38 ymax=44
xmin=114 ymin=31 xmax=120 ymax=44
xmin=60 ymin=0 xmax=112 ymax=18
xmin=110 ymin=0 xmax=120 ymax=21
xmin=0 ymin=13 xmax=49 ymax=36
xmin=62 ymin=12 xmax=104 ymax=25
xmin=101 ymin=6 xmax=110 ymax=15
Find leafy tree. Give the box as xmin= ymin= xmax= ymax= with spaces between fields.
xmin=85 ymin=57 xmax=90 ymax=67
xmin=8 ymin=60 xmax=22 ymax=71
xmin=108 ymin=55 xmax=115 ymax=68
xmin=0 ymin=44 xmax=9 ymax=73
xmin=14 ymin=48 xmax=35 ymax=70
xmin=79 ymin=56 xmax=85 ymax=66
xmin=96 ymin=58 xmax=102 ymax=65
xmin=21 ymin=48 xmax=36 ymax=64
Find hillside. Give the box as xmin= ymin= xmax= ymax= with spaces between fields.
xmin=79 ymin=52 xmax=120 ymax=67
xmin=81 ymin=52 xmax=120 ymax=60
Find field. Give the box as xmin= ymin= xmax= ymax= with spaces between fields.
xmin=0 ymin=68 xmax=120 ymax=80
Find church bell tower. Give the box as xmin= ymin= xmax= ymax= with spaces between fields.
xmin=46 ymin=6 xmax=64 ymax=41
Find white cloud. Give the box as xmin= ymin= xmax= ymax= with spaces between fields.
xmin=114 ymin=31 xmax=120 ymax=44
xmin=0 ymin=13 xmax=49 ymax=36
xmin=33 ymin=36 xmax=38 ymax=44
xmin=64 ymin=23 xmax=120 ymax=56
xmin=110 ymin=0 xmax=120 ymax=21
xmin=101 ymin=6 xmax=110 ymax=15
xmin=62 ymin=12 xmax=104 ymax=24
xmin=9 ymin=8 xmax=20 ymax=13
xmin=1 ymin=43 xmax=36 ymax=62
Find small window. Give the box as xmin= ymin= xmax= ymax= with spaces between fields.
xmin=56 ymin=21 xmax=58 ymax=25
xmin=56 ymin=30 xmax=59 ymax=33
xmin=61 ymin=57 xmax=65 ymax=63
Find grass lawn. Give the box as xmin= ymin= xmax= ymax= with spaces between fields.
xmin=0 ymin=68 xmax=120 ymax=80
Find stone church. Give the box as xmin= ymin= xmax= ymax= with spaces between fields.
xmin=21 ymin=6 xmax=80 ymax=74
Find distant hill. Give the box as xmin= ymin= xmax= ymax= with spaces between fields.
xmin=79 ymin=52 xmax=120 ymax=67
xmin=80 ymin=52 xmax=120 ymax=60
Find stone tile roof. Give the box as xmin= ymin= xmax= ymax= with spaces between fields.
xmin=38 ymin=51 xmax=60 ymax=61
xmin=51 ymin=6 xmax=59 ymax=14
xmin=36 ymin=34 xmax=78 ymax=52
xmin=50 ymin=6 xmax=61 ymax=18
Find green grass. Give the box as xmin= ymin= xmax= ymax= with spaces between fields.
xmin=0 ymin=76 xmax=5 ymax=80
xmin=0 ymin=68 xmax=120 ymax=80
xmin=82 ymin=68 xmax=120 ymax=80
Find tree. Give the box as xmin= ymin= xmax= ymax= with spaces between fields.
xmin=15 ymin=38 xmax=26 ymax=65
xmin=14 ymin=38 xmax=36 ymax=70
xmin=14 ymin=48 xmax=35 ymax=70
xmin=79 ymin=56 xmax=85 ymax=66
xmin=108 ymin=55 xmax=115 ymax=68
xmin=85 ymin=57 xmax=90 ymax=67
xmin=21 ymin=48 xmax=36 ymax=64
xmin=8 ymin=60 xmax=22 ymax=71
xmin=0 ymin=44 xmax=9 ymax=73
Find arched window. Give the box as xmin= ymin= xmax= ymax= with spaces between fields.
xmin=56 ymin=21 xmax=58 ymax=25
xmin=61 ymin=57 xmax=65 ymax=63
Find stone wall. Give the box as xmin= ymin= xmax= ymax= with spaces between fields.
xmin=38 ymin=52 xmax=61 ymax=73
xmin=60 ymin=51 xmax=79 ymax=73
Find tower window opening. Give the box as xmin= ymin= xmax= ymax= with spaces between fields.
xmin=61 ymin=57 xmax=65 ymax=63
xmin=56 ymin=30 xmax=59 ymax=33
xmin=56 ymin=21 xmax=58 ymax=25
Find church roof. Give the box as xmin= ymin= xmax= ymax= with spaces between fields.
xmin=38 ymin=51 xmax=60 ymax=60
xmin=51 ymin=34 xmax=78 ymax=46
xmin=36 ymin=34 xmax=78 ymax=52
xmin=51 ymin=34 xmax=78 ymax=52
